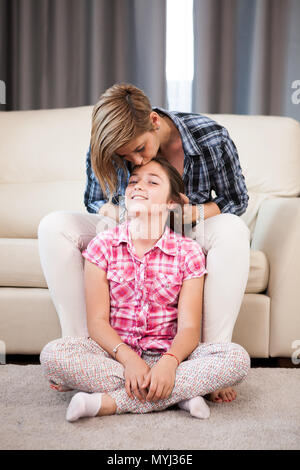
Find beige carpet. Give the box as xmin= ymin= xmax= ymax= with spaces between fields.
xmin=0 ymin=365 xmax=299 ymax=450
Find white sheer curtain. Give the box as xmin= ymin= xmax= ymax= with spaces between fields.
xmin=166 ymin=0 xmax=194 ymax=112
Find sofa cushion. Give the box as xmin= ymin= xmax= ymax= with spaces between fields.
xmin=0 ymin=106 xmax=93 ymax=238
xmin=205 ymin=114 xmax=300 ymax=240
xmin=0 ymin=181 xmax=86 ymax=238
xmin=0 ymin=238 xmax=47 ymax=288
xmin=0 ymin=289 xmax=270 ymax=355
xmin=0 ymin=238 xmax=268 ymax=294
xmin=246 ymin=250 xmax=269 ymax=293
xmin=205 ymin=114 xmax=300 ymax=197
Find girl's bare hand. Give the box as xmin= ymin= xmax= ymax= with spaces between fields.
xmin=140 ymin=356 xmax=177 ymax=403
xmin=123 ymin=356 xmax=151 ymax=402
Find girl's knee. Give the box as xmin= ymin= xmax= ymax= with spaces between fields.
xmin=40 ymin=336 xmax=78 ymax=367
xmin=40 ymin=337 xmax=65 ymax=366
xmin=229 ymin=343 xmax=251 ymax=377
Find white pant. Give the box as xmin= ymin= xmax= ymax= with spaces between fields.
xmin=37 ymin=212 xmax=250 ymax=342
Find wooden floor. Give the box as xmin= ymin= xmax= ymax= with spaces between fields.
xmin=3 ymin=355 xmax=300 ymax=368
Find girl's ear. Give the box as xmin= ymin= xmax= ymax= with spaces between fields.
xmin=167 ymin=197 xmax=182 ymax=211
xmin=168 ymin=201 xmax=177 ymax=211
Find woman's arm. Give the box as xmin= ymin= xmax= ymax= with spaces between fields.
xmin=98 ymin=202 xmax=121 ymax=222
xmin=84 ymin=145 xmax=109 ymax=214
xmin=210 ymin=127 xmax=249 ymax=216
xmin=179 ymin=193 xmax=221 ymax=224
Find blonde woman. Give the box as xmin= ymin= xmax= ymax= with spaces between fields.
xmin=38 ymin=83 xmax=250 ymax=404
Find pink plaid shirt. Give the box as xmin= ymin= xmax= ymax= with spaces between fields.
xmin=82 ymin=220 xmax=208 ymax=357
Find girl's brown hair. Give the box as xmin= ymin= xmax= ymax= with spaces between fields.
xmin=90 ymin=82 xmax=155 ymax=202
xmin=130 ymin=155 xmax=187 ymax=236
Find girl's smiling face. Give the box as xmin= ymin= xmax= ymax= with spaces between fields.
xmin=125 ymin=160 xmax=173 ymax=215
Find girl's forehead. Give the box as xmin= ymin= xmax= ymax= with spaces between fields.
xmin=132 ymin=161 xmax=166 ymax=178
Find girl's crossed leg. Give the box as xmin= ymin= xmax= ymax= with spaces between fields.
xmin=40 ymin=336 xmax=250 ymax=421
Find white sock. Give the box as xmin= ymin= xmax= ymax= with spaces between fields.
xmin=66 ymin=392 xmax=103 ymax=422
xmin=178 ymin=396 xmax=210 ymax=419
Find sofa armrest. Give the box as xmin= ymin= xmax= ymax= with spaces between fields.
xmin=251 ymin=197 xmax=300 ymax=357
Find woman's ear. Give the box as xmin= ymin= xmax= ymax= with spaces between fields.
xmin=150 ymin=111 xmax=160 ymax=129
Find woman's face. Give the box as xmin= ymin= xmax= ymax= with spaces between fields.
xmin=125 ymin=160 xmax=173 ymax=215
xmin=115 ymin=130 xmax=160 ymax=166
xmin=115 ymin=111 xmax=161 ymax=166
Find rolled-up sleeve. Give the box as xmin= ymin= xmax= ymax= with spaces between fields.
xmin=182 ymin=243 xmax=208 ymax=281
xmin=82 ymin=235 xmax=108 ymax=273
xmin=211 ymin=128 xmax=249 ymax=216
xmin=83 ymin=145 xmax=108 ymax=214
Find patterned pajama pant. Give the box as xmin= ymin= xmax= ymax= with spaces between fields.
xmin=40 ymin=336 xmax=250 ymax=415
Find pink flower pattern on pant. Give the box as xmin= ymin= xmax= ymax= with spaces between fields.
xmin=40 ymin=336 xmax=250 ymax=415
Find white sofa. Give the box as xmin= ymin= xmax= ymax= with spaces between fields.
xmin=1 ymin=106 xmax=300 ymax=358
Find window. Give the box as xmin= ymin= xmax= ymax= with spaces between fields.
xmin=166 ymin=0 xmax=194 ymax=112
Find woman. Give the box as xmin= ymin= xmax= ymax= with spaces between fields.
xmin=40 ymin=157 xmax=250 ymax=422
xmin=38 ymin=83 xmax=250 ymax=403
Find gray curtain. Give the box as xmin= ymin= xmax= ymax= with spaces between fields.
xmin=0 ymin=0 xmax=167 ymax=111
xmin=192 ymin=0 xmax=300 ymax=121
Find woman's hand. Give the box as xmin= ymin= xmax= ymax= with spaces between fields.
xmin=123 ymin=355 xmax=151 ymax=402
xmin=179 ymin=192 xmax=190 ymax=205
xmin=173 ymin=193 xmax=194 ymax=225
xmin=140 ymin=355 xmax=177 ymax=403
xmin=99 ymin=202 xmax=119 ymax=221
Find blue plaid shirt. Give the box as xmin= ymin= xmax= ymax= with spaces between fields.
xmin=84 ymin=106 xmax=249 ymax=216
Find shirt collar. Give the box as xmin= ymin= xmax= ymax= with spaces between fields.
xmin=152 ymin=106 xmax=201 ymax=157
xmin=111 ymin=219 xmax=178 ymax=256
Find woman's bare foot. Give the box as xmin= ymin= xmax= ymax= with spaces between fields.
xmin=50 ymin=383 xmax=73 ymax=392
xmin=205 ymin=387 xmax=237 ymax=403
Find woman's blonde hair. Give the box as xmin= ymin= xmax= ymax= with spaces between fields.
xmin=90 ymin=82 xmax=155 ymax=202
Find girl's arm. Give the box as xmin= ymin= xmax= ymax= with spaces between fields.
xmin=85 ymin=259 xmax=152 ymax=402
xmin=84 ymin=259 xmax=140 ymax=365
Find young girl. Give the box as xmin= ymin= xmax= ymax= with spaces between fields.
xmin=40 ymin=156 xmax=250 ymax=422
